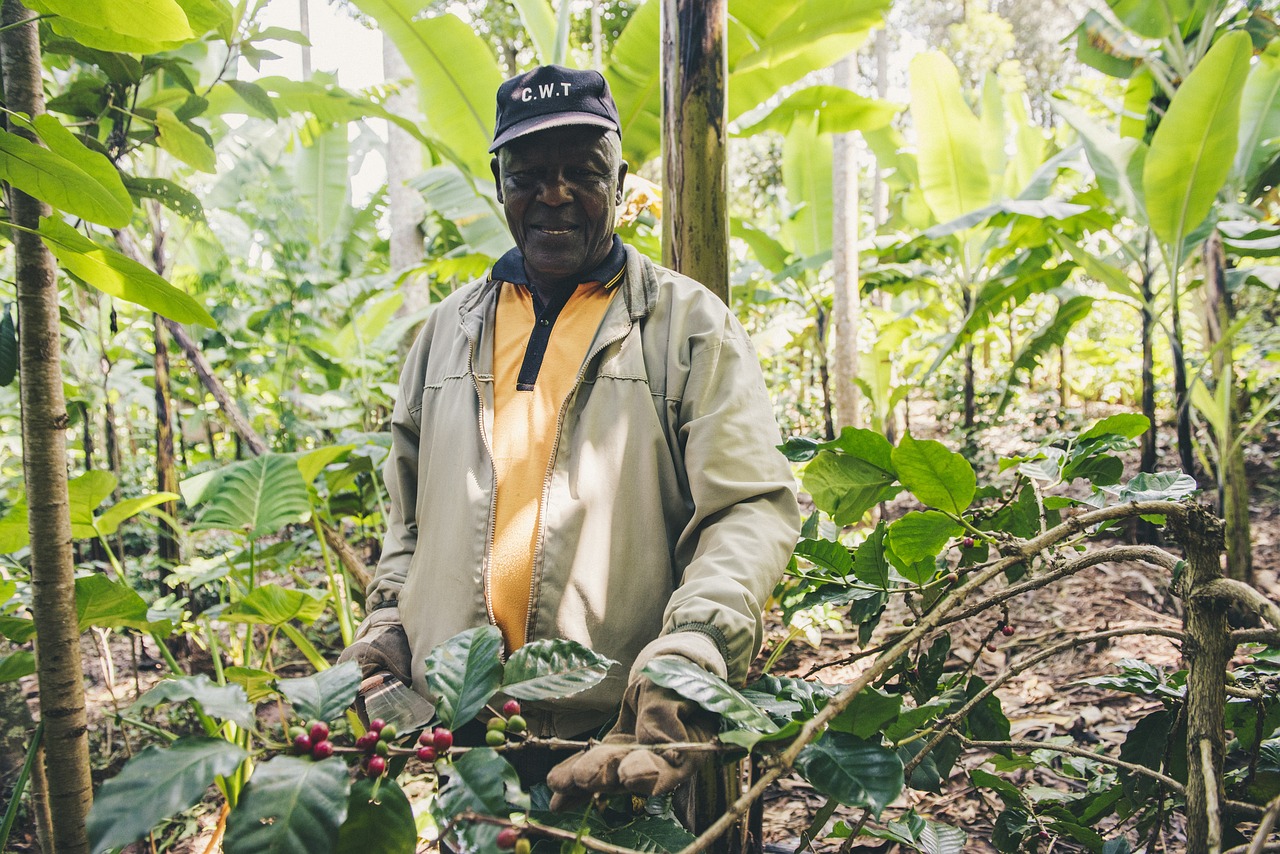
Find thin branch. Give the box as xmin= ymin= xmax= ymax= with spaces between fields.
xmin=451 ymin=810 xmax=637 ymax=854
xmin=960 ymin=737 xmax=1183 ymax=793
xmin=1195 ymin=579 xmax=1280 ymax=631
xmin=1243 ymin=793 xmax=1280 ymax=854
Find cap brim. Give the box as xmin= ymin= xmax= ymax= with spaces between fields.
xmin=489 ymin=113 xmax=619 ymax=152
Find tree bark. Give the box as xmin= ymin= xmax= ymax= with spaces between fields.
xmin=2 ymin=2 xmax=93 ymax=850
xmin=661 ymin=0 xmax=728 ymax=303
xmin=831 ymin=54 xmax=861 ymax=433
xmin=383 ymin=34 xmax=428 ymax=316
xmin=1170 ymin=278 xmax=1197 ymax=478
xmin=1204 ymin=231 xmax=1252 ymax=584
xmin=149 ymin=208 xmax=180 ymax=564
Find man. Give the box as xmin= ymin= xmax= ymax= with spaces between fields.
xmin=340 ymin=64 xmax=798 ymax=804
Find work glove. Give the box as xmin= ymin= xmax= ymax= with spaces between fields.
xmin=337 ymin=607 xmax=412 ymax=685
xmin=547 ymin=655 xmax=719 ymax=810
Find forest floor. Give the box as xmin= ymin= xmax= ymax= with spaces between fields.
xmin=755 ymin=427 xmax=1280 ymax=852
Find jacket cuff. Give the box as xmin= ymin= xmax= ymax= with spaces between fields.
xmin=354 ymin=606 xmax=401 ymax=641
xmin=630 ymin=630 xmax=728 ymax=683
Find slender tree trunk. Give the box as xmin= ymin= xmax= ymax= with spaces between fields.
xmin=814 ymin=307 xmax=834 ymax=441
xmin=1170 ymin=273 xmax=1197 ymax=477
xmin=831 ymin=54 xmax=861 ymax=433
xmin=1140 ymin=268 xmax=1157 ymax=476
xmin=2 ymin=3 xmax=93 ymax=849
xmin=1204 ymin=232 xmax=1252 ymax=584
xmin=383 ymin=34 xmax=428 ymax=316
xmin=298 ymin=0 xmax=311 ymax=79
xmin=661 ymin=0 xmax=728 ymax=303
xmin=962 ymin=285 xmax=976 ymax=430
xmin=149 ymin=208 xmax=180 ymax=564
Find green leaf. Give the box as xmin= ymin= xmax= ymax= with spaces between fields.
xmin=500 ymin=638 xmax=614 ymax=701
xmin=423 ymin=625 xmax=504 ymax=729
xmin=794 ymin=538 xmax=854 ymax=576
xmin=220 ymin=585 xmax=327 ymax=627
xmin=970 ymin=768 xmax=1023 ymax=808
xmin=891 ymin=433 xmax=976 ymax=514
xmin=962 ymin=676 xmax=1011 ymax=745
xmin=0 ymin=305 xmax=15 ymax=386
xmin=346 ymin=0 xmax=502 ymax=176
xmin=830 ymin=688 xmax=902 ymax=739
xmin=0 ymin=651 xmax=35 ymax=682
xmin=335 ymin=778 xmax=416 ymax=854
xmin=295 ymin=124 xmax=350 ymax=247
xmin=909 ymin=51 xmax=992 ymax=222
xmin=782 ymin=116 xmax=834 ymax=258
xmin=294 ymin=445 xmax=355 ymax=486
xmin=1079 ymin=414 xmax=1150 ymax=442
xmin=76 ymin=574 xmax=150 ymax=632
xmin=154 ymin=108 xmax=216 ymax=173
xmin=887 ymin=511 xmax=961 ymax=566
xmin=1143 ymin=31 xmax=1252 ymax=252
xmin=0 ymin=127 xmax=130 ymax=228
xmin=279 ymin=660 xmax=361 ymax=722
xmin=67 ymin=469 xmax=117 ymax=539
xmin=998 ymin=294 xmax=1095 ymax=414
xmin=131 ymin=674 xmax=253 ymax=728
xmin=38 ymin=217 xmax=215 ymax=326
xmin=87 ymin=737 xmax=246 ymax=854
xmin=733 ymin=218 xmax=794 ymax=275
xmin=95 ymin=492 xmax=180 ymax=537
xmin=223 ymin=666 xmax=278 ymax=702
xmin=30 ymin=0 xmax=194 ymax=42
xmin=598 ymin=815 xmax=699 ymax=851
xmin=642 ymin=657 xmax=777 ymax=732
xmin=435 ymin=749 xmax=525 ymax=852
xmin=510 ymin=0 xmax=557 ymax=64
xmin=124 ymin=176 xmax=205 ymax=223
xmin=224 ymin=756 xmax=350 ymax=854
xmin=224 ymin=79 xmax=278 ymax=121
xmin=1107 ymin=471 xmax=1199 ymax=502
xmin=190 ymin=455 xmax=311 ymax=538
xmin=802 ymin=450 xmax=896 ymax=526
xmin=737 ymin=85 xmax=900 ymax=137
xmin=0 ymin=616 xmax=35 ymax=643
xmin=1073 ymin=11 xmax=1144 ymax=79
xmin=794 ymin=730 xmax=904 ymax=817
xmin=1233 ymin=47 xmax=1280 ymax=189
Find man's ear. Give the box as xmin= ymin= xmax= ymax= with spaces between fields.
xmin=616 ymin=160 xmax=629 ymax=204
xmin=491 ymin=155 xmax=503 ymax=203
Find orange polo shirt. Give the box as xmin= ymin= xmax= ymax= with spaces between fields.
xmin=487 ymin=256 xmax=622 ymax=652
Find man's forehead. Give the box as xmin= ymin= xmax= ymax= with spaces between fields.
xmin=499 ymin=127 xmax=617 ymax=163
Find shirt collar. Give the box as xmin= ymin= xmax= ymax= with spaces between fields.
xmin=492 ymin=234 xmax=626 ymax=291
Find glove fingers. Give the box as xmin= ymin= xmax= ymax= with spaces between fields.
xmin=547 ymin=738 xmax=636 ymax=810
xmin=617 ymin=749 xmax=694 ymax=797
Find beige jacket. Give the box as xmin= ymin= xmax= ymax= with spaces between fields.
xmin=362 ymin=246 xmax=799 ymax=736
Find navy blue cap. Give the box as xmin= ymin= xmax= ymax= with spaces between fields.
xmin=490 ymin=64 xmax=621 ymax=152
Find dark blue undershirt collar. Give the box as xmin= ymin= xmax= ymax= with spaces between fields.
xmin=492 ymin=235 xmax=626 ymax=391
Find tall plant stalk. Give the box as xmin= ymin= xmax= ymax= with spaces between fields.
xmin=1 ymin=1 xmax=93 ymax=849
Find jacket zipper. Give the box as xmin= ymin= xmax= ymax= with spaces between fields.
xmin=523 ymin=313 xmax=634 ymax=645
xmin=468 ymin=326 xmax=502 ymax=636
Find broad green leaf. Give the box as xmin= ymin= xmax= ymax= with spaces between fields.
xmin=853 ymin=522 xmax=890 ymax=589
xmin=1107 ymin=0 xmax=1188 ymax=38
xmin=220 ymin=585 xmax=326 ymax=627
xmin=598 ymin=816 xmax=699 ymax=851
xmin=331 ymin=291 xmax=403 ymax=357
xmin=794 ymin=538 xmax=853 ymax=576
xmin=335 ymin=778 xmax=416 ymax=854
xmin=0 ymin=616 xmax=35 ymax=643
xmin=0 ymin=305 xmax=15 ymax=386
xmin=963 ymin=676 xmax=1011 ymax=744
xmin=643 ymin=657 xmax=777 ymax=732
xmin=501 ymin=638 xmax=614 ymax=700
xmin=1073 ymin=11 xmax=1144 ymax=79
xmin=347 ymin=0 xmax=502 ymax=176
xmin=1233 ymin=46 xmax=1280 ymax=189
xmin=67 ymin=469 xmax=117 ymax=539
xmin=423 ymin=625 xmax=504 ymax=729
xmin=0 ymin=650 xmax=35 ymax=682
xmin=124 ymin=176 xmax=205 ymax=223
xmin=87 ymin=737 xmax=246 ymax=854
xmin=510 ymin=0 xmax=557 ymax=65
xmin=253 ymin=76 xmax=431 ymax=146
xmin=1143 ymin=31 xmax=1252 ymax=252
xmin=603 ymin=0 xmax=661 ymax=165
xmin=997 ymin=294 xmax=1095 ymax=414
xmin=782 ymin=115 xmax=834 ymax=257
xmin=887 ymin=511 xmax=962 ymax=566
xmin=224 ymin=756 xmax=350 ymax=854
xmin=891 ymin=433 xmax=976 ymax=515
xmin=223 ymin=666 xmax=278 ymax=702
xmin=224 ymin=79 xmax=278 ymax=121
xmin=155 ymin=108 xmax=216 ymax=173
xmin=131 ymin=674 xmax=253 ymax=727
xmin=29 ymin=0 xmax=193 ymax=42
xmin=1122 ymin=68 xmax=1155 ymax=139
xmin=295 ymin=445 xmax=355 ymax=486
xmin=736 ymin=85 xmax=900 ymax=137
xmin=795 ymin=730 xmax=904 ymax=817
xmin=279 ymin=660 xmax=361 ymax=722
xmin=76 ymin=575 xmax=150 ymax=632
xmin=409 ymin=165 xmax=512 ymax=259
xmin=190 ymin=454 xmax=311 ymax=538
xmin=830 ymin=688 xmax=902 ymax=739
xmin=435 ymin=749 xmax=525 ymax=852
xmin=1080 ymin=414 xmax=1150 ymax=443
xmin=295 ymin=124 xmax=349 ymax=247
xmin=0 ymin=127 xmax=130 ymax=227
xmin=38 ymin=217 xmax=215 ymax=326
xmin=732 ymin=218 xmax=794 ymax=275
xmin=95 ymin=492 xmax=180 ymax=537
xmin=802 ymin=451 xmax=896 ymax=525
xmin=1108 ymin=471 xmax=1199 ymax=502
xmin=909 ymin=51 xmax=992 ymax=222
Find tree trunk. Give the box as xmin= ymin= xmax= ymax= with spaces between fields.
xmin=661 ymin=0 xmax=728 ymax=303
xmin=149 ymin=207 xmax=179 ymax=564
xmin=831 ymin=54 xmax=861 ymax=433
xmin=814 ymin=307 xmax=834 ymax=441
xmin=298 ymin=0 xmax=311 ymax=79
xmin=1170 ymin=278 xmax=1196 ymax=478
xmin=1203 ymin=231 xmax=1252 ymax=584
xmin=2 ymin=2 xmax=93 ymax=849
xmin=383 ymin=34 xmax=428 ymax=316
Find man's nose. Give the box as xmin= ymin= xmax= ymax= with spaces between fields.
xmin=537 ymin=172 xmax=572 ymax=206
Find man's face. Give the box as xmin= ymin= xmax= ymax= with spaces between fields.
xmin=492 ymin=126 xmax=628 ymax=289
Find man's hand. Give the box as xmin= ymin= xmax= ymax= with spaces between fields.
xmin=337 ymin=608 xmax=412 ymax=685
xmin=547 ymin=658 xmax=718 ymax=809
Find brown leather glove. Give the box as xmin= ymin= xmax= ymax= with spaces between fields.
xmin=336 ymin=608 xmax=412 ymax=685
xmin=547 ymin=661 xmax=718 ymax=809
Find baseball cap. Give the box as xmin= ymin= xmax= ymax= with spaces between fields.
xmin=489 ymin=64 xmax=621 ymax=153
